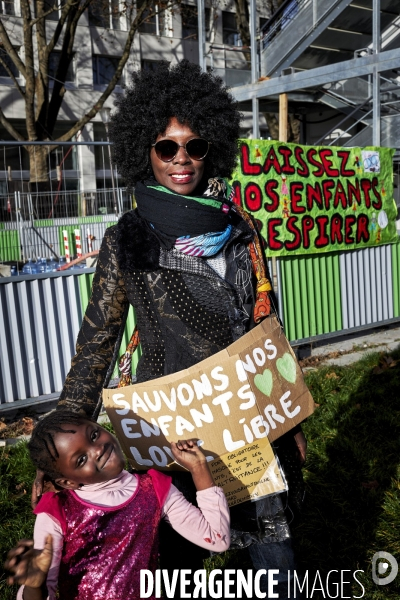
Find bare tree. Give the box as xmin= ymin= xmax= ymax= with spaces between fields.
xmin=0 ymin=0 xmax=172 ymax=184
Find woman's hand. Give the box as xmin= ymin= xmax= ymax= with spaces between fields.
xmin=170 ymin=439 xmax=214 ymax=491
xmin=293 ymin=430 xmax=307 ymax=466
xmin=4 ymin=535 xmax=52 ymax=589
xmin=31 ymin=470 xmax=57 ymax=509
xmin=31 ymin=469 xmax=45 ymax=510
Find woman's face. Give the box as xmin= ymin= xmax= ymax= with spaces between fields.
xmin=150 ymin=117 xmax=205 ymax=195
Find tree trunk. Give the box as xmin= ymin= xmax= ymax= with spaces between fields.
xmin=27 ymin=145 xmax=54 ymax=219
xmin=28 ymin=145 xmax=50 ymax=184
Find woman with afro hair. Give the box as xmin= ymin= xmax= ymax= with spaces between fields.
xmin=33 ymin=60 xmax=306 ymax=599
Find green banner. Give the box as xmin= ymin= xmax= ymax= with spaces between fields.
xmin=228 ymin=140 xmax=398 ymax=257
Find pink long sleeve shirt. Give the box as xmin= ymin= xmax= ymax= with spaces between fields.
xmin=17 ymin=470 xmax=230 ymax=600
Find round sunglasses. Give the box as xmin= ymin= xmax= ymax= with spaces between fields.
xmin=151 ymin=138 xmax=211 ymax=162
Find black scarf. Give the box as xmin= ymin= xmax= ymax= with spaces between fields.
xmin=134 ymin=180 xmax=233 ymax=249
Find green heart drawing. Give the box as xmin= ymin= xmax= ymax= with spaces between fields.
xmin=254 ymin=369 xmax=273 ymax=396
xmin=277 ymin=352 xmax=297 ymax=384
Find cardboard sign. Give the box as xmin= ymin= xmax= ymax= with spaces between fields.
xmin=103 ymin=315 xmax=315 ymax=474
xmin=228 ymin=140 xmax=397 ymax=257
xmin=209 ymin=437 xmax=287 ymax=507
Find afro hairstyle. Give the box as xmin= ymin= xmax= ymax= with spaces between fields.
xmin=28 ymin=410 xmax=94 ymax=481
xmin=109 ymin=60 xmax=242 ymax=188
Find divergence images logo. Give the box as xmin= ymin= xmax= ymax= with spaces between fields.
xmin=372 ymin=552 xmax=398 ymax=586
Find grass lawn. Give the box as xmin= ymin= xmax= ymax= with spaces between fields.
xmin=0 ymin=348 xmax=399 ymax=599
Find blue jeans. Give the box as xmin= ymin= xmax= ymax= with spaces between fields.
xmin=248 ymin=539 xmax=297 ymax=599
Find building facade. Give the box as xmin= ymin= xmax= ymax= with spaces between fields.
xmin=0 ymin=0 xmax=271 ymax=198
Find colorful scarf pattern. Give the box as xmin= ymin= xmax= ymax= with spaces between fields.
xmin=175 ymin=225 xmax=233 ymax=257
xmin=117 ymin=177 xmax=273 ymax=387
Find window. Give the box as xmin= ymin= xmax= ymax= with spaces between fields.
xmin=44 ymin=0 xmax=65 ymax=22
xmin=141 ymin=59 xmax=165 ymax=72
xmin=49 ymin=51 xmax=75 ymax=83
xmin=89 ymin=0 xmax=121 ymax=30
xmin=0 ymin=0 xmax=15 ymax=15
xmin=137 ymin=0 xmax=157 ymax=34
xmin=0 ymin=47 xmax=19 ymax=78
xmin=93 ymin=55 xmax=122 ymax=85
xmin=222 ymin=11 xmax=241 ymax=46
xmin=137 ymin=0 xmax=167 ymax=35
xmin=259 ymin=17 xmax=268 ymax=35
xmin=181 ymin=4 xmax=210 ymax=41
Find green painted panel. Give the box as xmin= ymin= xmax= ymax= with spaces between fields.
xmin=78 ymin=272 xmax=95 ymax=314
xmin=58 ymin=225 xmax=78 ymax=257
xmin=77 ymin=272 xmax=141 ymax=377
xmin=0 ymin=230 xmax=21 ymax=261
xmin=78 ymin=216 xmax=104 ymax=224
xmin=34 ymin=219 xmax=54 ymax=227
xmin=392 ymin=241 xmax=400 ymax=318
xmin=311 ymin=256 xmax=322 ymax=336
xmin=279 ymin=253 xmax=343 ymax=342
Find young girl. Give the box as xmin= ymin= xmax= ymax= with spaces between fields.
xmin=6 ymin=410 xmax=230 ymax=600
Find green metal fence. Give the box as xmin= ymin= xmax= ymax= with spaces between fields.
xmin=0 ymin=230 xmax=21 ymax=261
xmin=279 ymin=252 xmax=343 ymax=342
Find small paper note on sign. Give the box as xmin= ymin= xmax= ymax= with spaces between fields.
xmin=209 ymin=436 xmax=287 ymax=507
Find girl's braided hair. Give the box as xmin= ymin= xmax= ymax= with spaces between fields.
xmin=28 ymin=410 xmax=93 ymax=480
xmin=109 ymin=60 xmax=242 ymax=188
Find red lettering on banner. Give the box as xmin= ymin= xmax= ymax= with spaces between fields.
xmin=290 ymin=182 xmax=305 ymax=214
xmin=233 ymin=142 xmax=392 ymax=255
xmin=319 ymin=149 xmax=340 ymax=177
xmin=244 ymin=182 xmax=262 ymax=212
xmin=264 ymin=180 xmax=280 ymax=212
xmin=315 ymin=216 xmax=329 ymax=247
xmin=241 ymin=143 xmax=262 ymax=175
xmin=307 ymin=148 xmax=324 ymax=177
xmin=230 ymin=181 xmax=242 ymax=206
xmin=356 ymin=214 xmax=370 ymax=243
xmin=337 ymin=150 xmax=355 ymax=176
xmin=263 ymin=147 xmax=282 ymax=175
xmin=345 ymin=215 xmax=357 ymax=244
xmin=267 ymin=219 xmax=283 ymax=250
xmin=360 ymin=179 xmax=372 ymax=208
xmin=331 ymin=214 xmax=343 ymax=244
xmin=347 ymin=180 xmax=361 ymax=208
xmin=285 ymin=216 xmax=301 ymax=250
xmin=294 ymin=146 xmax=309 ymax=177
xmin=333 ymin=180 xmax=348 ymax=210
xmin=306 ymin=182 xmax=323 ymax=210
xmin=322 ymin=180 xmax=335 ymax=209
xmin=278 ymin=146 xmax=296 ymax=174
xmin=371 ymin=177 xmax=382 ymax=210
xmin=302 ymin=216 xmax=314 ymax=249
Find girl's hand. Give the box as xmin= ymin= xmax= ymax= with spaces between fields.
xmin=4 ymin=535 xmax=53 ymax=588
xmin=170 ymin=439 xmax=214 ymax=491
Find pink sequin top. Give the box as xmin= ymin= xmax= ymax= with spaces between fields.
xmin=18 ymin=470 xmax=230 ymax=600
xmin=59 ymin=473 xmax=160 ymax=599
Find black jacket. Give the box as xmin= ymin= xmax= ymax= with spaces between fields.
xmin=58 ymin=209 xmax=255 ymax=416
